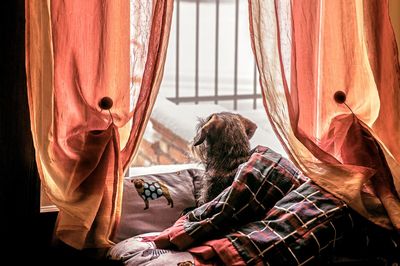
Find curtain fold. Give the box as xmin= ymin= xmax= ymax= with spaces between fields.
xmin=25 ymin=0 xmax=173 ymax=249
xmin=249 ymin=0 xmax=400 ymax=232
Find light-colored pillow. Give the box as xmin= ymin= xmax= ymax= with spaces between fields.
xmin=108 ymin=232 xmax=195 ymax=265
xmin=113 ymin=164 xmax=204 ymax=243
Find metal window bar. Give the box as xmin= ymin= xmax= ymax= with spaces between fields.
xmin=195 ymin=0 xmax=200 ymax=104
xmin=214 ymin=0 xmax=219 ymax=105
xmin=168 ymin=0 xmax=262 ymax=110
xmin=175 ymin=0 xmax=180 ymax=103
xmin=233 ymin=0 xmax=239 ymax=110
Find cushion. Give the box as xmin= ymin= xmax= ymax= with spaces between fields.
xmin=108 ymin=232 xmax=195 ymax=265
xmin=113 ymin=164 xmax=204 ymax=243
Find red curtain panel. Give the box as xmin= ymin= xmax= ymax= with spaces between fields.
xmin=249 ymin=0 xmax=400 ymax=233
xmin=25 ymin=0 xmax=173 ymax=249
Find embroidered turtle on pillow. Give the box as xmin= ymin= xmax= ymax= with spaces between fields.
xmin=131 ymin=178 xmax=174 ymax=210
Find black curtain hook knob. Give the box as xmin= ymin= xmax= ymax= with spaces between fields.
xmin=333 ymin=91 xmax=346 ymax=104
xmin=98 ymin=97 xmax=113 ymax=110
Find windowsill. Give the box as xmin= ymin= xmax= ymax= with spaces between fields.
xmin=40 ymin=205 xmax=59 ymax=213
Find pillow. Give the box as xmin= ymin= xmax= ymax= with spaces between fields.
xmin=108 ymin=232 xmax=195 ymax=265
xmin=113 ymin=164 xmax=204 ymax=243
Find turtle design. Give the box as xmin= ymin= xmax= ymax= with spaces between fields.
xmin=132 ymin=178 xmax=174 ymax=210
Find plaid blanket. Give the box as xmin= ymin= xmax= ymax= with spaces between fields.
xmin=153 ymin=146 xmax=360 ymax=265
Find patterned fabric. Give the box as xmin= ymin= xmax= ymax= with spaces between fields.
xmin=228 ymin=181 xmax=352 ymax=265
xmin=141 ymin=182 xmax=165 ymax=200
xmin=112 ymin=166 xmax=202 ymax=243
xmin=107 ymin=232 xmax=195 ymax=266
xmin=153 ymin=146 xmax=357 ymax=265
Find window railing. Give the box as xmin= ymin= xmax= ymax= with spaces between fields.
xmin=163 ymin=0 xmax=262 ymax=110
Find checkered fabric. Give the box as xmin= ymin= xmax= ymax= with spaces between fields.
xmin=228 ymin=180 xmax=352 ymax=265
xmin=153 ymin=146 xmax=360 ymax=265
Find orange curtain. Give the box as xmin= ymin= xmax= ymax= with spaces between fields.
xmin=25 ymin=0 xmax=173 ymax=249
xmin=249 ymin=0 xmax=400 ymax=232
xmin=389 ymin=0 xmax=400 ymax=60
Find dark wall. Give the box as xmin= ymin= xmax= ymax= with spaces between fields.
xmin=0 ymin=0 xmax=40 ymax=244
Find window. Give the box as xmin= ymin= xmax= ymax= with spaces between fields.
xmin=131 ymin=0 xmax=283 ymax=169
xmin=40 ymin=0 xmax=284 ymax=210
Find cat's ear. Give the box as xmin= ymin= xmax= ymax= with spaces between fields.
xmin=193 ymin=129 xmax=207 ymax=146
xmin=239 ymin=115 xmax=257 ymax=140
xmin=193 ymin=114 xmax=221 ymax=146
